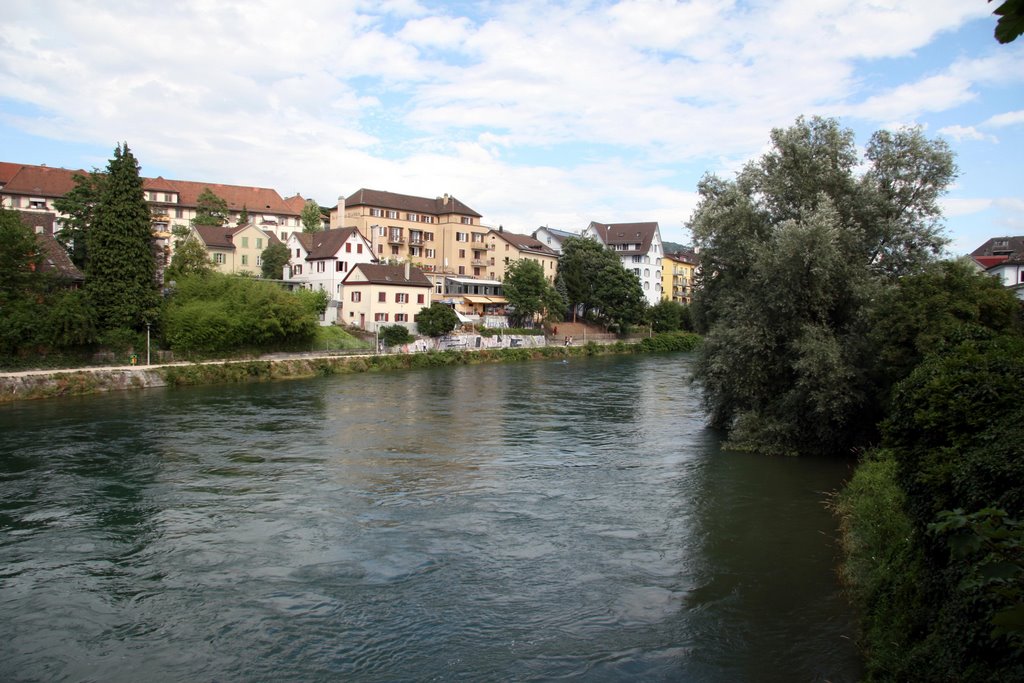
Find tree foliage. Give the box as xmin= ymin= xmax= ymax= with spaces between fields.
xmin=165 ymin=235 xmax=213 ymax=282
xmin=380 ymin=324 xmax=414 ymax=347
xmin=261 ymin=241 xmax=291 ymax=279
xmin=555 ymin=236 xmax=646 ymax=330
xmin=648 ymin=299 xmax=692 ymax=332
xmin=503 ymin=258 xmax=565 ymax=326
xmin=193 ymin=187 xmax=229 ymax=227
xmin=0 ymin=209 xmax=44 ymax=305
xmin=691 ymin=117 xmax=957 ymax=456
xmin=53 ymin=170 xmax=104 ymax=269
xmin=991 ymin=0 xmax=1024 ymax=43
xmin=162 ymin=272 xmax=319 ymax=354
xmin=301 ymin=200 xmax=323 ymax=233
xmin=86 ymin=143 xmax=160 ymax=332
xmin=415 ymin=303 xmax=459 ymax=337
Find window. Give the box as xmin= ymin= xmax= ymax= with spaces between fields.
xmin=336 ymin=261 xmax=347 ymax=272
xmin=456 ymin=232 xmax=468 ymax=242
xmin=417 ymin=294 xmax=425 ymax=304
xmin=214 ymin=253 xmax=225 ymax=264
xmin=633 ymin=268 xmax=640 ymax=276
xmin=241 ymin=237 xmax=249 ymax=248
xmin=422 ymin=215 xmax=433 ymax=223
xmin=387 ymin=210 xmax=399 ymax=219
xmin=351 ymin=291 xmax=361 ymax=302
xmin=395 ymin=313 xmax=408 ymax=322
xmin=459 ymin=249 xmax=466 ymax=258
xmin=378 ymin=292 xmax=386 ymax=302
xmin=410 ymin=247 xmax=421 ymax=257
xmin=294 ymin=264 xmax=302 ymax=274
xmin=489 ymin=258 xmax=494 ymax=266
xmin=29 ymin=199 xmax=46 ymax=209
xmin=370 ymin=208 xmax=383 ymax=217
xmin=391 ymin=246 xmax=399 ymax=256
xmin=257 ymin=256 xmax=263 ymax=266
xmin=317 ymin=261 xmax=326 ymax=272
xmin=505 ymin=244 xmax=510 ymax=251
xmin=346 ymin=243 xmax=352 ymax=253
xmin=632 ymin=255 xmax=642 ymax=263
xmin=425 ymin=248 xmax=435 ymax=258
xmin=378 ymin=225 xmax=387 ymax=237
xmin=424 ymin=232 xmax=434 ymax=241
xmin=242 ymin=255 xmax=248 ymax=266
xmin=256 ymin=238 xmax=263 ymax=249
xmin=357 ymin=244 xmax=363 ymax=253
xmin=295 ymin=248 xmax=301 ymax=257
xmin=407 ymin=213 xmax=418 ymax=222
xmin=461 ymin=216 xmax=471 ymax=224
xmin=377 ymin=244 xmax=384 ymax=254
xmin=473 ymin=267 xmax=481 ymax=276
xmin=375 ymin=312 xmax=389 ymax=322
xmin=644 ymin=268 xmax=650 ymax=277
xmin=458 ymin=266 xmax=465 ymax=275
xmin=395 ymin=293 xmax=409 ymax=303
xmin=175 ymin=208 xmax=184 ymax=218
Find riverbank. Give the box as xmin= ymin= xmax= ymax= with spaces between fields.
xmin=0 ymin=332 xmax=701 ymax=403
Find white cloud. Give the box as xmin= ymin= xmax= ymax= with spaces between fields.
xmin=938 ymin=125 xmax=997 ymax=143
xmin=984 ymin=110 xmax=1024 ymax=128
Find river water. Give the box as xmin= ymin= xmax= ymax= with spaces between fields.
xmin=0 ymin=354 xmax=862 ymax=681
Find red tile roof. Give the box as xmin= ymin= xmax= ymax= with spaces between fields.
xmin=343 ymin=263 xmax=432 ymax=287
xmin=35 ymin=232 xmax=84 ymax=282
xmin=2 ymin=165 xmax=90 ymax=198
xmin=492 ymin=229 xmax=559 ymax=257
xmin=294 ymin=227 xmax=364 ymax=260
xmin=345 ymin=188 xmax=482 ymax=218
xmin=587 ymin=221 xmax=660 ymax=256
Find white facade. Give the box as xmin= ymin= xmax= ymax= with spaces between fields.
xmin=581 ymin=222 xmax=664 ymax=306
xmin=286 ymin=228 xmax=375 ymax=322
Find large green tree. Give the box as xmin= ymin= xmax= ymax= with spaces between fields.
xmin=192 ymin=187 xmax=229 ymax=227
xmin=261 ymin=241 xmax=291 ymax=279
xmin=86 ymin=143 xmax=160 ymax=332
xmin=503 ymin=259 xmax=565 ymax=326
xmin=301 ymin=200 xmax=324 ymax=233
xmin=165 ymin=235 xmax=213 ymax=282
xmin=691 ymin=117 xmax=956 ymax=456
xmin=415 ymin=303 xmax=459 ymax=337
xmin=0 ymin=209 xmax=44 ymax=305
xmin=555 ymin=236 xmax=646 ymax=329
xmin=53 ymin=170 xmax=104 ymax=269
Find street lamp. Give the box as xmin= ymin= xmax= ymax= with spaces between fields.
xmin=146 ymin=322 xmax=151 ymax=365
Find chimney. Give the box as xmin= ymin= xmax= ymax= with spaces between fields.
xmin=405 ymin=261 xmax=411 ymax=280
xmin=331 ymin=195 xmax=344 ymax=229
xmin=443 ymin=193 xmax=449 ymax=205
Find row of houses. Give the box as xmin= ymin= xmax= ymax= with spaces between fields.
xmin=0 ymin=160 xmax=696 ymax=331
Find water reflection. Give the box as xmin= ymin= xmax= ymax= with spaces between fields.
xmin=0 ymin=354 xmax=861 ymax=681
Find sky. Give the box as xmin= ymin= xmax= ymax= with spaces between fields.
xmin=1 ymin=0 xmax=1021 ymax=255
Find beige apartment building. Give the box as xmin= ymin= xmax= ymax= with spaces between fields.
xmin=340 ymin=262 xmax=433 ymax=332
xmin=485 ymin=229 xmax=559 ymax=282
xmin=334 ymin=188 xmax=490 ymax=277
xmin=191 ymin=223 xmax=277 ymax=276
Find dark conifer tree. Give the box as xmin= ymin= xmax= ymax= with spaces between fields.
xmin=86 ymin=143 xmax=159 ymax=331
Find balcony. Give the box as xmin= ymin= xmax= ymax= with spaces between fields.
xmin=471 ymin=259 xmax=489 ymax=267
xmin=387 ymin=234 xmax=405 ymax=244
xmin=487 ymin=244 xmax=495 ymax=251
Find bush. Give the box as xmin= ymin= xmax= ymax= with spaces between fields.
xmin=638 ymin=331 xmax=702 ymax=353
xmin=380 ymin=324 xmax=413 ymax=347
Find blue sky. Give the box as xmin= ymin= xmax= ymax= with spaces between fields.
xmin=1 ymin=0 xmax=1021 ymax=254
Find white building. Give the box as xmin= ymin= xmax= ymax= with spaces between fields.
xmin=286 ymin=227 xmax=375 ymax=323
xmin=580 ymin=221 xmax=664 ymax=305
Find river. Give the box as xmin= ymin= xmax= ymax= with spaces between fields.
xmin=0 ymin=353 xmax=862 ymax=681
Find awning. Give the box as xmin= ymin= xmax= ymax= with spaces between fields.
xmin=462 ymin=295 xmax=491 ymax=304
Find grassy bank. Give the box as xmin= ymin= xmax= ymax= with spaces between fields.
xmin=0 ymin=332 xmax=701 ymax=401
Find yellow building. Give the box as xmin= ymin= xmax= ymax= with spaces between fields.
xmin=192 ymin=223 xmax=276 ymax=276
xmin=485 ymin=229 xmax=559 ymax=282
xmin=662 ymin=252 xmax=698 ymax=304
xmin=335 ymin=188 xmax=489 ymax=276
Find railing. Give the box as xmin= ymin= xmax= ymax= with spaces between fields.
xmin=388 ymin=235 xmax=404 ymax=244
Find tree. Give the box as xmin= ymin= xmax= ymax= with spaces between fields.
xmin=0 ymin=209 xmax=44 ymax=305
xmin=192 ymin=187 xmax=229 ymax=227
xmin=86 ymin=143 xmax=160 ymax=332
xmin=301 ymin=200 xmax=323 ymax=233
xmin=165 ymin=236 xmax=213 ymax=282
xmin=554 ymin=236 xmax=645 ymax=329
xmin=648 ymin=299 xmax=687 ymax=332
xmin=237 ymin=205 xmax=249 ymax=227
xmin=690 ymin=117 xmax=957 ymax=456
xmin=555 ymin=237 xmax=608 ymax=321
xmin=380 ymin=324 xmax=414 ymax=347
xmin=991 ymin=0 xmax=1024 ymax=43
xmin=503 ymin=259 xmax=565 ymax=326
xmin=261 ymin=241 xmax=291 ymax=279
xmin=415 ymin=303 xmax=459 ymax=337
xmin=53 ymin=170 xmax=104 ymax=269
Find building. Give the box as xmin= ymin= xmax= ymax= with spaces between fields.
xmin=486 ymin=228 xmax=559 ymax=282
xmin=531 ymin=226 xmax=579 ymax=254
xmin=662 ymin=251 xmax=698 ymax=304
xmin=972 ymin=236 xmax=1024 ymax=299
xmin=430 ymin=274 xmax=508 ymax=327
xmin=286 ymin=227 xmax=375 ymax=323
xmin=580 ymin=221 xmax=664 ymax=305
xmin=0 ymin=162 xmax=310 ymax=243
xmin=335 ymin=188 xmax=487 ymax=276
xmin=192 ymin=223 xmax=277 ymax=276
xmin=340 ymin=262 xmax=433 ymax=332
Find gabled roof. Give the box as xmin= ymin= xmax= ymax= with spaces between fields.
xmin=665 ymin=250 xmax=698 ymax=265
xmin=193 ymin=224 xmax=239 ymax=250
xmin=294 ymin=227 xmax=363 ymax=260
xmin=974 ymin=255 xmax=1009 ymax=270
xmin=14 ymin=209 xmax=56 ymax=235
xmin=2 ymin=165 xmax=89 ymax=198
xmin=35 ymin=232 xmax=84 ymax=282
xmin=492 ymin=230 xmax=559 ymax=257
xmin=345 ymin=188 xmax=482 ymax=218
xmin=282 ymin=194 xmax=309 ymax=215
xmin=157 ymin=179 xmax=295 ymax=215
xmin=343 ymin=263 xmax=432 ymax=287
xmin=0 ymin=162 xmax=27 ymax=186
xmin=971 ymin=236 xmax=1024 ymax=259
xmin=533 ymin=226 xmax=578 ymax=240
xmin=587 ymin=221 xmax=660 ymax=256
